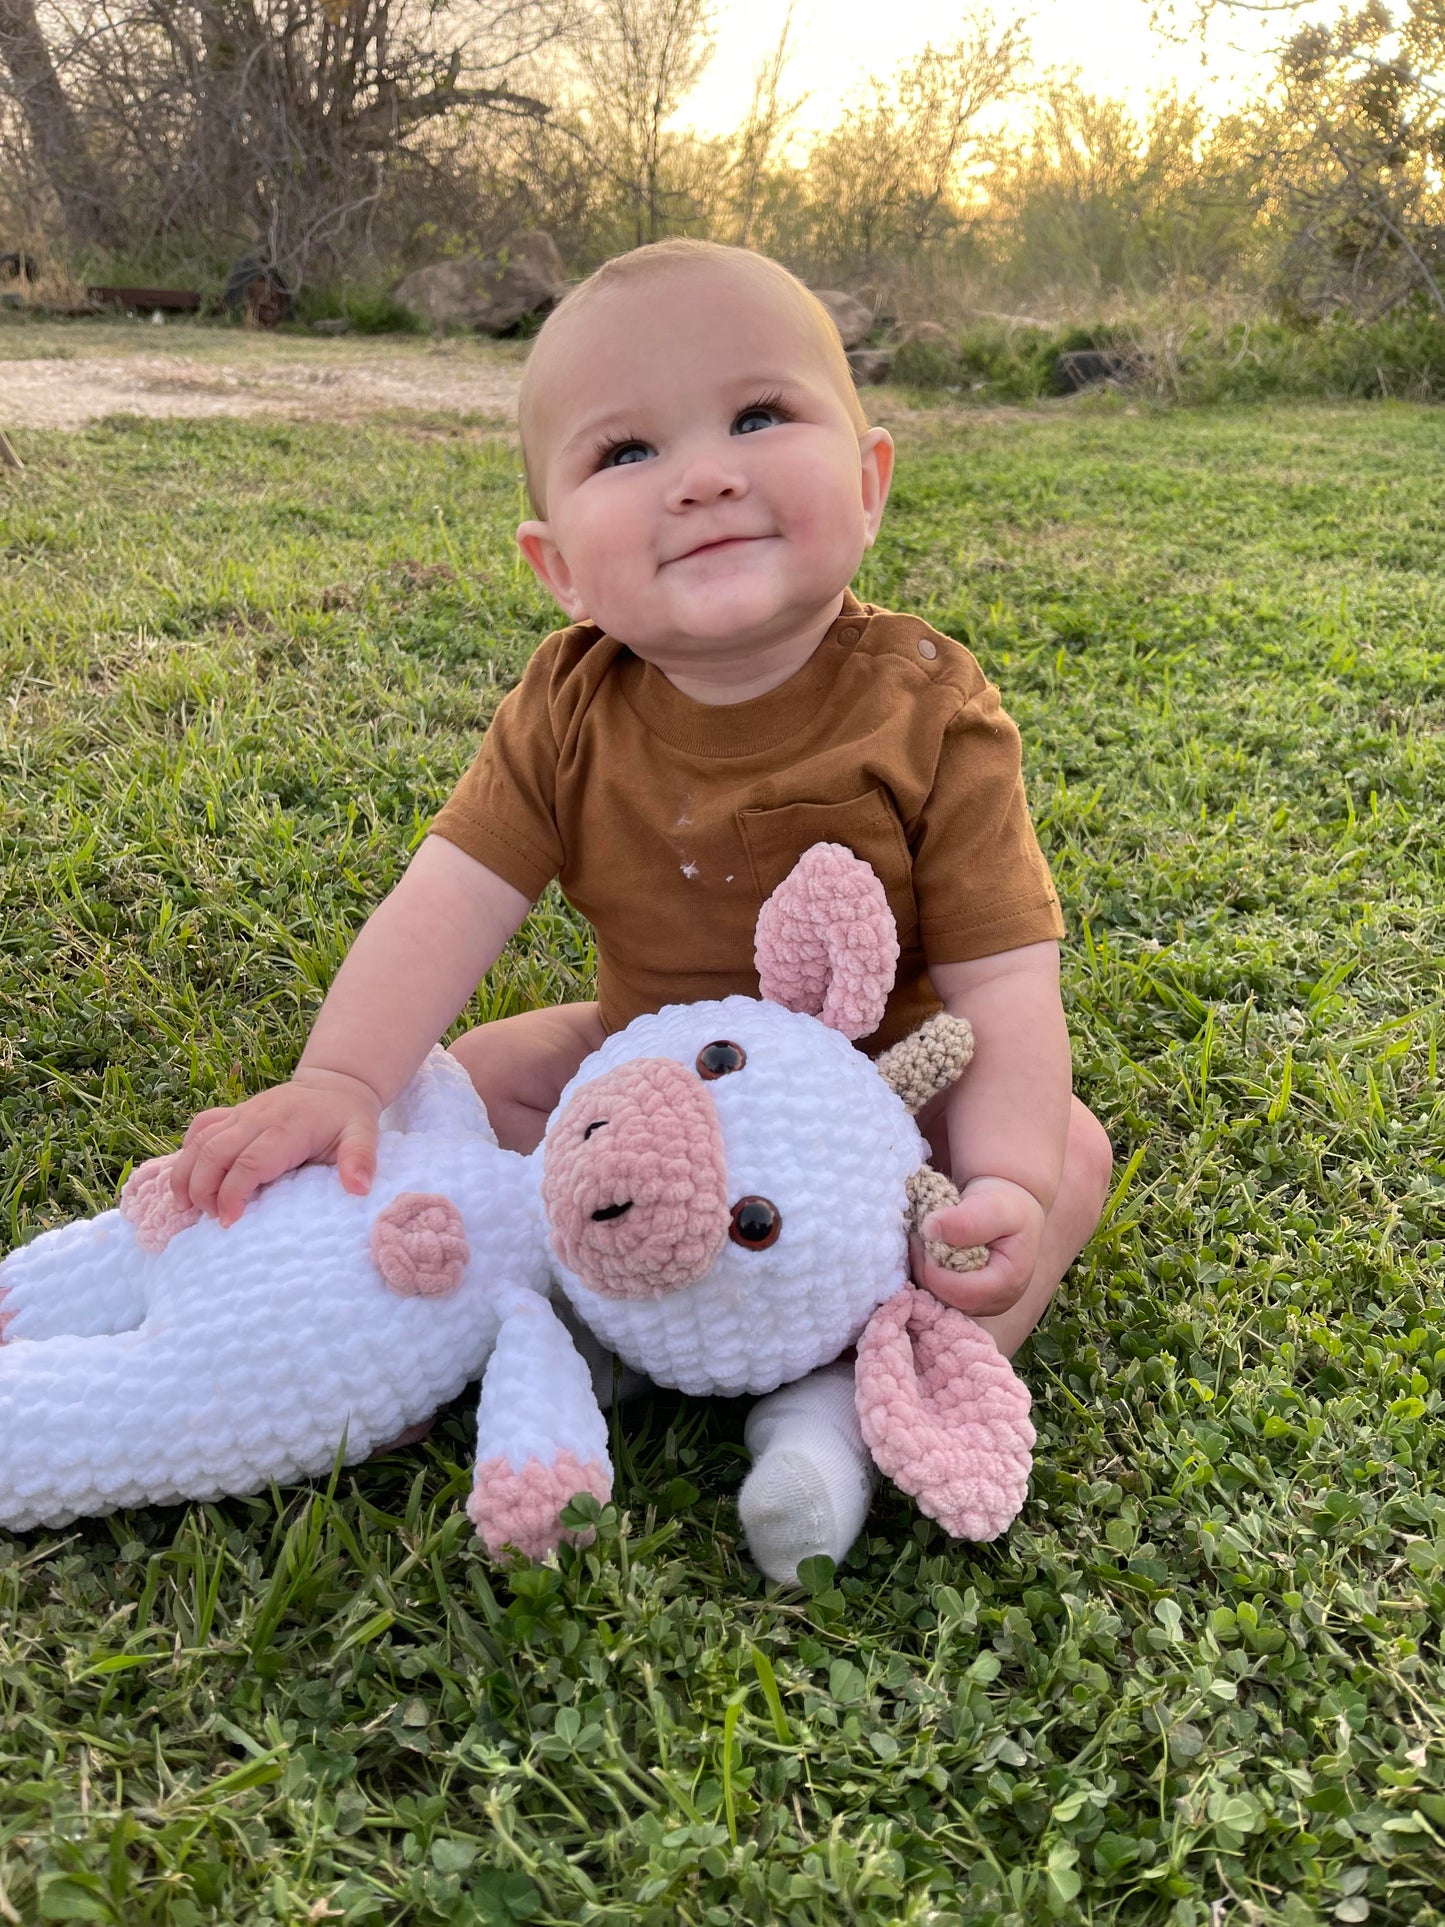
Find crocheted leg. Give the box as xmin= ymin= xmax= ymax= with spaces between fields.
xmin=0 ymin=1211 xmax=149 ymax=1344
xmin=738 ymin=1361 xmax=875 ymax=1584
xmin=468 ymin=1298 xmax=614 ymax=1560
xmin=0 ymin=1322 xmax=287 ymax=1530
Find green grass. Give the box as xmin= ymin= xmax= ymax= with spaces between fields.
xmin=1 ymin=400 xmax=1442 ymax=1925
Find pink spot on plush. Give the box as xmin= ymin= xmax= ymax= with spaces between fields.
xmin=370 ymin=1193 xmax=470 ymax=1297
xmin=754 ymin=841 xmax=899 ymax=1040
xmin=468 ymin=1451 xmax=613 ymax=1559
xmin=855 ymin=1286 xmax=1035 ymax=1540
xmin=119 ymin=1155 xmax=203 ymax=1254
xmin=0 ymin=1286 xmax=15 ymax=1343
xmin=542 ymin=1058 xmax=730 ymax=1300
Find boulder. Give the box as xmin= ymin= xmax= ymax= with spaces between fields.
xmin=898 ymin=320 xmax=950 ymax=345
xmin=812 ymin=288 xmax=874 ymax=349
xmin=850 ymin=283 xmax=898 ymax=329
xmin=1053 ymin=347 xmax=1148 ymax=394
xmin=847 ymin=346 xmax=895 ymax=385
xmin=394 ymin=232 xmax=567 ymax=334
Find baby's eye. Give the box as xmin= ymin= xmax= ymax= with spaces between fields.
xmin=732 ymin=405 xmax=786 ymax=436
xmin=598 ymin=439 xmax=655 ymax=470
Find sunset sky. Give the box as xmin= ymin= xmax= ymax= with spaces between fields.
xmin=680 ymin=0 xmax=1307 ymax=136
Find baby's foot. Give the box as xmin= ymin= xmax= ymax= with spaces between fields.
xmin=738 ymin=1362 xmax=875 ymax=1583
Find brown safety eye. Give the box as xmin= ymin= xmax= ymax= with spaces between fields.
xmin=697 ymin=1040 xmax=746 ymax=1080
xmin=728 ymin=1196 xmax=781 ymax=1250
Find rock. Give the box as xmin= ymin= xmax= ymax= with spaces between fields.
xmin=898 ymin=320 xmax=950 ymax=345
xmin=394 ymin=232 xmax=567 ymax=335
xmin=312 ymin=316 xmax=353 ymax=336
xmin=850 ymin=283 xmax=898 ymax=329
xmin=1053 ymin=347 xmax=1147 ymax=394
xmin=847 ymin=346 xmax=895 ymax=385
xmin=812 ymin=288 xmax=874 ymax=349
xmin=963 ymin=307 xmax=1049 ymax=331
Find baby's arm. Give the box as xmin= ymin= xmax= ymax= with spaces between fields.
xmin=918 ymin=941 xmax=1072 ymax=1315
xmin=170 ymin=837 xmax=531 ymax=1226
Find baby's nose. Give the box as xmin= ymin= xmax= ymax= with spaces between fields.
xmin=668 ymin=452 xmax=746 ymax=511
xmin=541 ymin=1058 xmax=731 ymax=1300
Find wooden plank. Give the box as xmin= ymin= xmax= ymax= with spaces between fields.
xmin=87 ymin=286 xmax=202 ymax=311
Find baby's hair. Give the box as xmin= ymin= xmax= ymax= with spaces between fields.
xmin=519 ymin=239 xmax=868 ymax=514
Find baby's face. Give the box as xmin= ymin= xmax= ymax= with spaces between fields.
xmin=517 ymin=264 xmax=891 ymax=663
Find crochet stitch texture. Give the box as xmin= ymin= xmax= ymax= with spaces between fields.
xmin=0 ymin=844 xmax=1036 ymax=1558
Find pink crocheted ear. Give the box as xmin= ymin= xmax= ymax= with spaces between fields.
xmin=753 ymin=842 xmax=899 ymax=1040
xmin=855 ymin=1286 xmax=1035 ymax=1540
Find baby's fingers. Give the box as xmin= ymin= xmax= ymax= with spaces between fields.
xmin=908 ymin=1232 xmax=1031 ymax=1318
xmin=335 ymin=1121 xmax=377 ymax=1197
xmin=169 ymin=1110 xmax=233 ymax=1204
xmin=213 ymin=1128 xmax=306 ymax=1228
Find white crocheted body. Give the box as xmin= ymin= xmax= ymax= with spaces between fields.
xmin=0 ymin=1063 xmax=548 ymax=1531
xmin=544 ymin=996 xmax=926 ymax=1397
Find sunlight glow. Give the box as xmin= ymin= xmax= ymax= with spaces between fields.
xmin=680 ymin=0 xmax=1293 ymax=138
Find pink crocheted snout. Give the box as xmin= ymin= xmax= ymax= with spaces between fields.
xmin=855 ymin=1286 xmax=1035 ymax=1540
xmin=541 ymin=1057 xmax=730 ymax=1300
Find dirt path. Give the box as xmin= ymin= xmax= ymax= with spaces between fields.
xmin=0 ymin=323 xmax=525 ymax=429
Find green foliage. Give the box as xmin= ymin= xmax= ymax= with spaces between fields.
xmin=1 ymin=403 xmax=1442 ymax=1923
xmin=890 ymin=305 xmax=1445 ymax=406
xmin=298 ymin=285 xmax=427 ymax=336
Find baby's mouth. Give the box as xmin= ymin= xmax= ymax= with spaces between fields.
xmin=670 ymin=535 xmax=767 ymax=564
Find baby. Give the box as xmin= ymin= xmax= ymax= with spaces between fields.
xmin=170 ymin=240 xmax=1112 ymax=1580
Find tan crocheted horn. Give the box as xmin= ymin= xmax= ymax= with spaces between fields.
xmin=873 ymin=1012 xmax=976 ymax=1115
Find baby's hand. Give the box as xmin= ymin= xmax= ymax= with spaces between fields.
xmin=168 ymin=1068 xmax=382 ymax=1229
xmin=909 ymin=1176 xmax=1044 ymax=1318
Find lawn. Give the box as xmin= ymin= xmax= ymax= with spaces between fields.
xmin=0 ymin=399 xmax=1441 ymax=1925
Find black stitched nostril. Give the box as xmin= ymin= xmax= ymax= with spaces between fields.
xmin=583 ymin=1119 xmax=608 ymax=1140
xmin=590 ymin=1200 xmax=633 ymax=1222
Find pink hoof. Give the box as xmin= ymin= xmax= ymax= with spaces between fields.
xmin=119 ymin=1155 xmax=203 ymax=1254
xmin=468 ymin=1451 xmax=613 ymax=1559
xmin=370 ymin=1193 xmax=470 ymax=1297
xmin=855 ymin=1286 xmax=1035 ymax=1540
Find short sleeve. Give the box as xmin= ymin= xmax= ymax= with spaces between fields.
xmin=428 ymin=651 xmax=566 ymax=903
xmin=911 ymin=678 xmax=1065 ymax=964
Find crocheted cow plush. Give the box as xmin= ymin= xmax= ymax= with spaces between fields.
xmin=0 ymin=844 xmax=1034 ymax=1557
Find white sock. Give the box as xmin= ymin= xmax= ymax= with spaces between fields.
xmin=738 ymin=1362 xmax=875 ymax=1583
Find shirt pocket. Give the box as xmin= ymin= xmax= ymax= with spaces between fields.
xmin=736 ymin=789 xmax=921 ymax=954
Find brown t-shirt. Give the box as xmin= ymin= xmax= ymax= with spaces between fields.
xmin=429 ymin=593 xmax=1064 ymax=1053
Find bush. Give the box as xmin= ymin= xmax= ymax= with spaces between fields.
xmin=297 ymin=284 xmax=425 ymax=335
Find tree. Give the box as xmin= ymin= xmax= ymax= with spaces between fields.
xmin=0 ymin=0 xmax=124 ymax=245
xmin=1163 ymin=1 xmax=1445 ymax=313
xmin=0 ymin=0 xmax=564 ymax=275
xmin=784 ymin=16 xmax=1030 ymax=280
xmin=563 ymin=0 xmax=715 ymax=247
xmin=985 ymin=82 xmax=1263 ymax=298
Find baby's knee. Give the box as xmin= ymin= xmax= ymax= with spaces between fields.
xmin=1064 ymin=1101 xmax=1113 ymax=1222
xmin=446 ymin=1026 xmax=503 ymax=1102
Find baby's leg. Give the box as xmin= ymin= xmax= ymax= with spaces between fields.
xmin=739 ymin=1099 xmax=1111 ymax=1582
xmin=447 ymin=1002 xmax=607 ymax=1154
xmin=738 ymin=1361 xmax=873 ymax=1584
xmin=918 ymin=1094 xmax=1113 ymax=1359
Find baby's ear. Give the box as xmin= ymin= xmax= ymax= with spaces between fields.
xmin=517 ymin=521 xmax=587 ymax=620
xmin=859 ymin=428 xmax=894 ymax=547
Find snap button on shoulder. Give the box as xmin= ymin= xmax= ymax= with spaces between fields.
xmin=840 ymin=625 xmax=860 ymax=643
xmin=917 ymin=637 xmax=938 ymax=660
